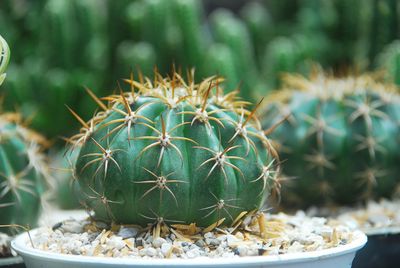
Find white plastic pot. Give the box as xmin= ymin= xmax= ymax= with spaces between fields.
xmin=12 ymin=229 xmax=367 ymax=268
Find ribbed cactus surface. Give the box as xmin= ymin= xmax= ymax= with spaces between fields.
xmin=0 ymin=113 xmax=51 ymax=233
xmin=69 ymin=72 xmax=279 ymax=227
xmin=262 ymin=72 xmax=400 ymax=207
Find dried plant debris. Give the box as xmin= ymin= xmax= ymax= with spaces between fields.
xmin=28 ymin=212 xmax=360 ymax=259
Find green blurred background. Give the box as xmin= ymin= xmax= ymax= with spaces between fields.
xmin=1 ymin=0 xmax=400 ymax=143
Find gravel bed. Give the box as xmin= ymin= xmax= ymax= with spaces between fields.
xmin=334 ymin=199 xmax=400 ymax=235
xmin=26 ymin=211 xmax=359 ymax=259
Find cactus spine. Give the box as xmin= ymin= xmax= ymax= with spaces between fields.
xmin=69 ymin=72 xmax=279 ymax=227
xmin=262 ymin=71 xmax=400 ymax=207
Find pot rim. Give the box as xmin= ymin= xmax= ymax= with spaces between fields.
xmin=363 ymin=226 xmax=400 ymax=236
xmin=11 ymin=228 xmax=367 ymax=266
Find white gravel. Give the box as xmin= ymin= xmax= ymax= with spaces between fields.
xmin=334 ymin=199 xmax=400 ymax=235
xmin=27 ymin=211 xmax=360 ymax=259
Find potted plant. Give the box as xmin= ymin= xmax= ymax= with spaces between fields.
xmin=12 ymin=72 xmax=366 ymax=267
xmin=261 ymin=69 xmax=400 ymax=268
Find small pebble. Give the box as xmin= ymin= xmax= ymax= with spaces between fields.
xmin=195 ymin=239 xmax=206 ymax=247
xmin=59 ymin=220 xmax=84 ymax=233
xmin=152 ymin=237 xmax=167 ymax=248
xmin=186 ymin=248 xmax=200 ymax=258
xmin=208 ymin=239 xmax=221 ymax=246
xmin=236 ymin=245 xmax=248 ymax=257
xmin=117 ymin=227 xmax=139 ymax=239
xmin=144 ymin=247 xmax=157 ymax=257
xmin=160 ymin=243 xmax=172 ymax=256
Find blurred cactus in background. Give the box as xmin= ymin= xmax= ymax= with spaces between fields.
xmin=0 ymin=112 xmax=52 ymax=234
xmin=50 ymin=149 xmax=82 ymax=210
xmin=376 ymin=40 xmax=400 ymax=85
xmin=0 ymin=0 xmax=109 ymax=139
xmin=0 ymin=0 xmax=400 ymax=142
xmin=0 ymin=35 xmax=52 ymax=234
xmin=261 ymin=71 xmax=400 ymax=208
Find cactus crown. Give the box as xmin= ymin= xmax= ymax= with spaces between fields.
xmin=0 ymin=112 xmax=51 ymax=234
xmin=262 ymin=70 xmax=400 ymax=207
xmin=0 ymin=35 xmax=10 ymax=86
xmin=68 ymin=71 xmax=279 ymax=229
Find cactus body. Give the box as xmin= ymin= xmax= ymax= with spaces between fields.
xmin=262 ymin=72 xmax=400 ymax=207
xmin=71 ymin=73 xmax=278 ymax=227
xmin=0 ymin=113 xmax=50 ymax=233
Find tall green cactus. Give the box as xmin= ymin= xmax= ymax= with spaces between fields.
xmin=69 ymin=72 xmax=279 ymax=227
xmin=1 ymin=0 xmax=110 ymax=139
xmin=368 ymin=0 xmax=400 ymax=64
xmin=262 ymin=71 xmax=400 ymax=207
xmin=210 ymin=9 xmax=259 ymax=101
xmin=262 ymin=34 xmax=330 ymax=89
xmin=116 ymin=41 xmax=157 ymax=78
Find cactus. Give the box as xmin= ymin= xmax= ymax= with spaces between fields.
xmin=0 ymin=36 xmax=50 ymax=234
xmin=262 ymin=34 xmax=330 ymax=88
xmin=51 ymin=149 xmax=82 ymax=210
xmin=0 ymin=37 xmax=51 ymax=233
xmin=210 ymin=9 xmax=259 ymax=101
xmin=1 ymin=0 xmax=110 ymax=139
xmin=261 ymin=71 xmax=400 ymax=207
xmin=0 ymin=35 xmax=10 ymax=86
xmin=0 ymin=113 xmax=51 ymax=233
xmin=116 ymin=41 xmax=157 ymax=78
xmin=368 ymin=0 xmax=400 ymax=64
xmin=377 ymin=40 xmax=400 ymax=85
xmin=3 ymin=0 xmax=399 ymax=141
xmin=68 ymin=72 xmax=279 ymax=227
xmin=240 ymin=1 xmax=273 ymax=60
xmin=204 ymin=44 xmax=240 ymax=93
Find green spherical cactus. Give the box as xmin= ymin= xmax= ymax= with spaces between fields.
xmin=68 ymin=72 xmax=279 ymax=228
xmin=261 ymin=71 xmax=400 ymax=208
xmin=0 ymin=34 xmax=10 ymax=86
xmin=0 ymin=113 xmax=51 ymax=234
